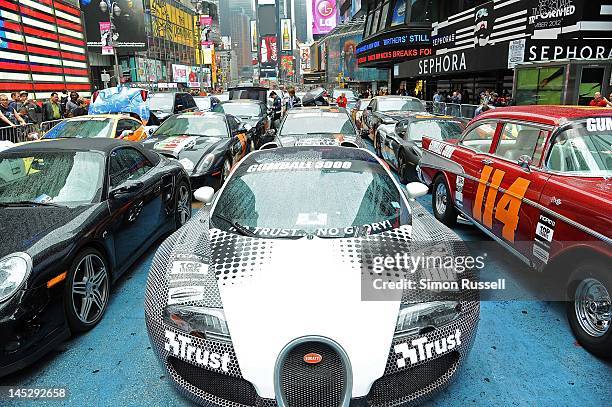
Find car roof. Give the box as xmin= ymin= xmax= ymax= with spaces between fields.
xmin=2 ymin=138 xmax=135 ymax=155
xmin=176 ymin=111 xmax=226 ymax=119
xmin=475 ymin=105 xmax=612 ymax=126
xmin=67 ymin=114 xmax=129 ymax=120
xmin=287 ymin=106 xmax=346 ymax=115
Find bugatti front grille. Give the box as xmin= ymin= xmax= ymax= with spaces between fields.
xmin=169 ymin=356 xmax=258 ymax=406
xmin=279 ymin=341 xmax=347 ymax=407
xmin=366 ymin=351 xmax=459 ymax=405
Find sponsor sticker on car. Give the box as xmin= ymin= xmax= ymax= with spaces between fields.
xmin=154 ymin=136 xmax=199 ymax=155
xmin=455 ymin=175 xmax=465 ymax=207
xmin=394 ymin=329 xmax=462 ymax=368
xmin=533 ymin=214 xmax=556 ymax=264
xmin=164 ymin=330 xmax=231 ymax=372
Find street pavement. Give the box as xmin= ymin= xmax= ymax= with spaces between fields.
xmin=1 ymin=141 xmax=611 ymax=406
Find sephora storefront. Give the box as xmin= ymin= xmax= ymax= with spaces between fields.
xmin=396 ymin=0 xmax=612 ymax=104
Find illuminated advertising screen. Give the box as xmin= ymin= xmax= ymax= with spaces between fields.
xmin=312 ymin=0 xmax=337 ymax=35
xmin=281 ymin=19 xmax=292 ymax=51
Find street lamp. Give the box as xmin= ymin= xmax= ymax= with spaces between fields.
xmin=99 ymin=0 xmax=122 ymax=85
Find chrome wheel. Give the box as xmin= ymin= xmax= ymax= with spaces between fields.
xmin=435 ymin=182 xmax=448 ymax=215
xmin=176 ymin=184 xmax=191 ymax=226
xmin=71 ymin=254 xmax=109 ymax=325
xmin=574 ymin=278 xmax=611 ymax=337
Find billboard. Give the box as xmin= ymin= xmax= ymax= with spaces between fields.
xmin=150 ymin=1 xmax=196 ymax=47
xmin=280 ymin=19 xmax=292 ymax=51
xmin=99 ymin=22 xmax=113 ymax=55
xmin=312 ymin=0 xmax=337 ymax=35
xmin=327 ymin=33 xmax=387 ymax=82
xmin=200 ymin=16 xmax=213 ymax=46
xmin=299 ymin=45 xmax=311 ymax=72
xmin=260 ymin=36 xmax=278 ymax=65
xmin=81 ymin=0 xmax=146 ymax=50
xmin=172 ymin=64 xmax=188 ymax=83
xmin=250 ymin=20 xmax=258 ymax=52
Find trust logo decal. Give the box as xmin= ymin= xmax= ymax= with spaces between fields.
xmin=164 ymin=330 xmax=231 ymax=372
xmin=394 ymin=329 xmax=461 ymax=368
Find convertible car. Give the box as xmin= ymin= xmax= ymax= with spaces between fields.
xmin=142 ymin=112 xmax=254 ymax=189
xmin=145 ymin=146 xmax=479 ymax=406
xmin=0 ymin=138 xmax=191 ymax=376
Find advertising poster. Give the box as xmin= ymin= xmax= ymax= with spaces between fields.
xmin=327 ymin=33 xmax=387 ymax=82
xmin=312 ymin=0 xmax=337 ymax=35
xmin=281 ymin=55 xmax=294 ymax=76
xmin=281 ymin=19 xmax=292 ymax=51
xmin=172 ymin=64 xmax=188 ymax=83
xmin=260 ymin=36 xmax=278 ymax=65
xmin=250 ymin=20 xmax=258 ymax=53
xmin=299 ymin=45 xmax=311 ymax=72
xmin=200 ymin=16 xmax=213 ymax=47
xmin=391 ymin=0 xmax=407 ymax=26
xmin=99 ymin=21 xmax=113 ymax=55
xmin=81 ymin=0 xmax=146 ymax=50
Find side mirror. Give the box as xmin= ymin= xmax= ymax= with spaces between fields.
xmin=518 ymin=155 xmax=532 ymax=172
xmin=110 ymin=181 xmax=143 ymax=198
xmin=194 ymin=186 xmax=215 ymax=204
xmin=405 ymin=182 xmax=429 ymax=201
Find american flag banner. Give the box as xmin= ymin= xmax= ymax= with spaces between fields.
xmin=0 ymin=0 xmax=90 ymax=99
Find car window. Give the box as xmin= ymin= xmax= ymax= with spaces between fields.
xmin=226 ymin=116 xmax=239 ymax=132
xmin=547 ymin=124 xmax=612 ymax=176
xmin=494 ymin=123 xmax=547 ymax=164
xmin=460 ymin=122 xmax=497 ymax=153
xmin=109 ymin=147 xmax=153 ymax=188
xmin=369 ymin=100 xmax=376 ymax=111
xmin=43 ymin=118 xmax=113 ymax=139
xmin=183 ymin=94 xmax=196 ymax=109
xmin=116 ymin=119 xmax=141 ymax=138
xmin=174 ymin=94 xmax=184 ymax=111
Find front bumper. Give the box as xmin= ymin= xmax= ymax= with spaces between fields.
xmin=0 ymin=286 xmax=69 ymax=378
xmin=148 ymin=301 xmax=479 ymax=407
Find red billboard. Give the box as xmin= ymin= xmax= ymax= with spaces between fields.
xmin=260 ymin=36 xmax=278 ymax=65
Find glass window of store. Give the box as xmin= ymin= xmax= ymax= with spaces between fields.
xmin=515 ymin=66 xmax=566 ymax=105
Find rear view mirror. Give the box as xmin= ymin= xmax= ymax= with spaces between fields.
xmin=194 ymin=186 xmax=215 ymax=204
xmin=405 ymin=182 xmax=429 ymax=201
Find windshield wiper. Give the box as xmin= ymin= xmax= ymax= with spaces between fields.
xmin=212 ymin=213 xmax=259 ymax=237
xmin=0 ymin=200 xmax=64 ymax=208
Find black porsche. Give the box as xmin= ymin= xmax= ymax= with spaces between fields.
xmin=142 ymin=112 xmax=254 ymax=189
xmin=0 ymin=138 xmax=191 ymax=377
xmin=378 ymin=113 xmax=466 ymax=183
xmin=211 ymin=100 xmax=270 ymax=148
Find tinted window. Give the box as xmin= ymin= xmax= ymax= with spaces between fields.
xmin=183 ymin=94 xmax=196 ymax=109
xmin=494 ymin=123 xmax=547 ymax=164
xmin=0 ymin=151 xmax=104 ymax=204
xmin=43 ymin=118 xmax=113 ymax=139
xmin=378 ymin=98 xmax=424 ymax=112
xmin=109 ymin=148 xmax=153 ymax=188
xmin=214 ymin=103 xmax=262 ymax=118
xmin=212 ymin=155 xmax=409 ymax=237
xmin=116 ymin=119 xmax=141 ymax=138
xmin=153 ymin=115 xmax=229 ymax=137
xmin=547 ymin=123 xmax=612 ymax=175
xmin=149 ymin=93 xmax=174 ymax=112
xmin=408 ymin=120 xmax=465 ymax=142
xmin=460 ymin=122 xmax=497 ymax=153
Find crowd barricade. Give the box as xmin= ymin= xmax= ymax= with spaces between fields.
xmin=0 ymin=119 xmax=65 ymax=144
xmin=423 ymin=101 xmax=479 ymax=120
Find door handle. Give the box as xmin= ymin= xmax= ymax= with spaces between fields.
xmin=481 ymin=158 xmax=493 ymax=165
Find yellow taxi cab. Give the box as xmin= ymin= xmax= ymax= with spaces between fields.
xmin=42 ymin=114 xmax=147 ymax=141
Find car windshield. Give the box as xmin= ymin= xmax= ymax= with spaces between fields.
xmin=378 ymin=99 xmax=424 ymax=112
xmin=153 ymin=116 xmax=228 ymax=137
xmin=281 ymin=113 xmax=354 ymax=136
xmin=43 ymin=118 xmax=113 ymax=139
xmin=149 ymin=94 xmax=174 ymax=112
xmin=0 ymin=151 xmax=104 ymax=205
xmin=547 ymin=123 xmax=612 ymax=176
xmin=333 ymin=89 xmax=356 ymax=99
xmin=213 ymin=103 xmax=261 ymax=118
xmin=408 ymin=120 xmax=464 ymax=142
xmin=359 ymin=100 xmax=371 ymax=110
xmin=212 ymin=150 xmax=409 ymax=238
xmin=194 ymin=98 xmax=211 ymax=110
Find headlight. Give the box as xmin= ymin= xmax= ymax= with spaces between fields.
xmin=164 ymin=305 xmax=231 ymax=341
xmin=0 ymin=252 xmax=32 ymax=302
xmin=194 ymin=153 xmax=216 ymax=174
xmin=394 ymin=301 xmax=460 ymax=338
xmin=178 ymin=158 xmax=195 ymax=172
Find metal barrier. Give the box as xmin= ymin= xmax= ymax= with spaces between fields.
xmin=423 ymin=101 xmax=480 ymax=120
xmin=0 ymin=119 xmax=64 ymax=144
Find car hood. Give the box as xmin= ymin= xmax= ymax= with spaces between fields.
xmin=211 ymin=229 xmax=402 ymax=398
xmin=0 ymin=205 xmax=91 ymax=258
xmin=142 ymin=135 xmax=226 ymax=161
xmin=279 ymin=134 xmax=362 ymax=147
xmin=380 ymin=111 xmax=422 ymax=122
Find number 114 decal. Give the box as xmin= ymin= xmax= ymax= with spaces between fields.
xmin=473 ymin=166 xmax=531 ymax=242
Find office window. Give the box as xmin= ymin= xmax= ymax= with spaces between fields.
xmin=379 ymin=1 xmax=391 ymax=30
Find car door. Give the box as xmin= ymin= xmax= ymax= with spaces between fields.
xmin=226 ymin=115 xmax=248 ymax=162
xmin=383 ymin=124 xmax=403 ymax=169
xmin=478 ymin=121 xmax=551 ymax=259
xmin=363 ymin=99 xmax=376 ymax=133
xmin=107 ymin=147 xmax=163 ymax=266
xmin=454 ymin=120 xmax=501 ymax=217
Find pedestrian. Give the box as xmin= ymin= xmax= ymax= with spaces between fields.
xmin=269 ymin=91 xmax=282 ymax=129
xmin=65 ymin=91 xmax=79 ymax=116
xmin=43 ymin=92 xmax=63 ymax=121
xmin=284 ymin=87 xmax=301 ymax=111
xmin=60 ymin=90 xmax=69 ymax=114
xmin=475 ymin=102 xmax=494 ymax=116
xmin=70 ymin=98 xmax=88 ymax=117
xmin=589 ymin=92 xmax=609 ymax=107
xmin=0 ymin=94 xmax=25 ymax=127
xmin=17 ymin=105 xmax=34 ymax=124
xmin=433 ymin=90 xmax=442 ymax=103
xmin=336 ymin=92 xmax=348 ymax=108
xmin=18 ymin=91 xmax=42 ymax=124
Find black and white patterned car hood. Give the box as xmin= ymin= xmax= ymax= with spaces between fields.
xmin=145 ymin=204 xmax=479 ymax=405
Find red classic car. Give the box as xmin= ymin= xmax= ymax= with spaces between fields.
xmin=418 ymin=106 xmax=611 ymax=358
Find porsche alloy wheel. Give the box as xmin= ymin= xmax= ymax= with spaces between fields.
xmin=66 ymin=249 xmax=109 ymax=332
xmin=175 ymin=182 xmax=191 ymax=229
xmin=574 ymin=278 xmax=610 ymax=338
